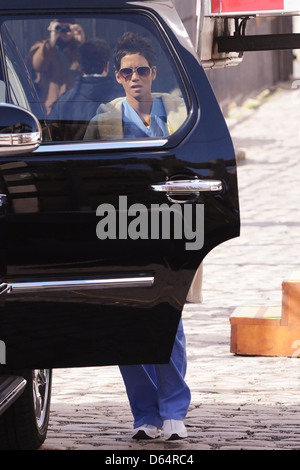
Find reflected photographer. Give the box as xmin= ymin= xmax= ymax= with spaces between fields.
xmin=28 ymin=19 xmax=85 ymax=115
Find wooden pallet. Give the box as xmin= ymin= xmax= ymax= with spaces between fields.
xmin=230 ymin=272 xmax=300 ymax=357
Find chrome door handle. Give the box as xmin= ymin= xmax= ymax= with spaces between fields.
xmin=150 ymin=179 xmax=223 ymax=193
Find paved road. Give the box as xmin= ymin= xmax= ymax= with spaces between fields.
xmin=41 ymin=80 xmax=300 ymax=451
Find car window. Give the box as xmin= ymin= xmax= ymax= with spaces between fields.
xmin=1 ymin=25 xmax=42 ymax=116
xmin=1 ymin=13 xmax=190 ymax=144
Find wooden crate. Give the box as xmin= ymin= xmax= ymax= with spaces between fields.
xmin=230 ymin=272 xmax=300 ymax=357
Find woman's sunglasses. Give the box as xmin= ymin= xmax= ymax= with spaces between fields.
xmin=118 ymin=66 xmax=154 ymax=80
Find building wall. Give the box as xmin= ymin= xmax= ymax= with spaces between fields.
xmin=172 ymin=0 xmax=293 ymax=110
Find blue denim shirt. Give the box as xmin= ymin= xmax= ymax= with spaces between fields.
xmin=122 ymin=97 xmax=169 ymax=138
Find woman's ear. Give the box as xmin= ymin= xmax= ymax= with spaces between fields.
xmin=151 ymin=66 xmax=157 ymax=81
xmin=115 ymin=70 xmax=122 ymax=84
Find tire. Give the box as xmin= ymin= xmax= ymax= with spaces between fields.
xmin=0 ymin=369 xmax=52 ymax=450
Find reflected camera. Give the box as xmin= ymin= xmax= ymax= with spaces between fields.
xmin=55 ymin=24 xmax=71 ymax=33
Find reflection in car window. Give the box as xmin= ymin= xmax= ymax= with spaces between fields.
xmin=1 ymin=25 xmax=42 ymax=116
xmin=0 ymin=81 xmax=5 ymax=102
xmin=2 ymin=14 xmax=189 ymax=143
xmin=6 ymin=57 xmax=30 ymax=109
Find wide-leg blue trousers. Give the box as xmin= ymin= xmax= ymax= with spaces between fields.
xmin=119 ymin=318 xmax=191 ymax=429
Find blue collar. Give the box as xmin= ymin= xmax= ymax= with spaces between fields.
xmin=122 ymin=98 xmax=169 ymax=138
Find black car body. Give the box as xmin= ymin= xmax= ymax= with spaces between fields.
xmin=0 ymin=0 xmax=239 ymax=449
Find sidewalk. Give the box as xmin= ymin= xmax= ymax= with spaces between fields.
xmin=42 ymin=80 xmax=300 ymax=451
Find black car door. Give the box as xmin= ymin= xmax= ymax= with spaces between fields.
xmin=0 ymin=3 xmax=239 ymax=369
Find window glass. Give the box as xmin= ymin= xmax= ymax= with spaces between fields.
xmin=2 ymin=14 xmax=189 ymax=143
xmin=1 ymin=25 xmax=42 ymax=115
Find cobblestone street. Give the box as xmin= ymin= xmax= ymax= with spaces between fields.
xmin=42 ymin=79 xmax=300 ymax=451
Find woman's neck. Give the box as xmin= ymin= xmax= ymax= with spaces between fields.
xmin=127 ymin=95 xmax=153 ymax=117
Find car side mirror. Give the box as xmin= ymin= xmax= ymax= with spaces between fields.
xmin=0 ymin=103 xmax=41 ymax=156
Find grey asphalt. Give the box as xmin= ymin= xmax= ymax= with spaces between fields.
xmin=41 ymin=76 xmax=300 ymax=451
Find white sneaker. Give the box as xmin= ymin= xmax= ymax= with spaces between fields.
xmin=132 ymin=424 xmax=161 ymax=440
xmin=163 ymin=420 xmax=188 ymax=440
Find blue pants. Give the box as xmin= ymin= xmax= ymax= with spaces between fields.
xmin=119 ymin=318 xmax=191 ymax=429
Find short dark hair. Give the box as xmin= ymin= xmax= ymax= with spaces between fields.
xmin=114 ymin=32 xmax=156 ymax=71
xmin=79 ymin=39 xmax=111 ymax=75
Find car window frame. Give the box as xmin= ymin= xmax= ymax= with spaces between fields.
xmin=0 ymin=8 xmax=199 ymax=154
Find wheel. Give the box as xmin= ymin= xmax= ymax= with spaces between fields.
xmin=0 ymin=369 xmax=52 ymax=450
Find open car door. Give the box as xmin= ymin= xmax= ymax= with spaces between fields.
xmin=0 ymin=1 xmax=239 ymax=370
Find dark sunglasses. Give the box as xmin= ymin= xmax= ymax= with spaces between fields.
xmin=118 ymin=66 xmax=154 ymax=80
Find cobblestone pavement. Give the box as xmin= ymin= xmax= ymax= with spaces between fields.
xmin=41 ymin=79 xmax=300 ymax=451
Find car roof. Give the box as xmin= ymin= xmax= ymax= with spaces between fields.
xmin=0 ymin=0 xmax=166 ymax=11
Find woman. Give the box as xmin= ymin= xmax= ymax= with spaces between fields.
xmin=86 ymin=32 xmax=190 ymax=441
xmin=84 ymin=32 xmax=187 ymax=141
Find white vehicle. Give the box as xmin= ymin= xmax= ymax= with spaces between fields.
xmin=197 ymin=0 xmax=300 ymax=68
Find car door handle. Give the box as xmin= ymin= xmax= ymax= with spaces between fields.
xmin=150 ymin=179 xmax=223 ymax=193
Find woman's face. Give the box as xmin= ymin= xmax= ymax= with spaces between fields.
xmin=116 ymin=53 xmax=156 ymax=103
